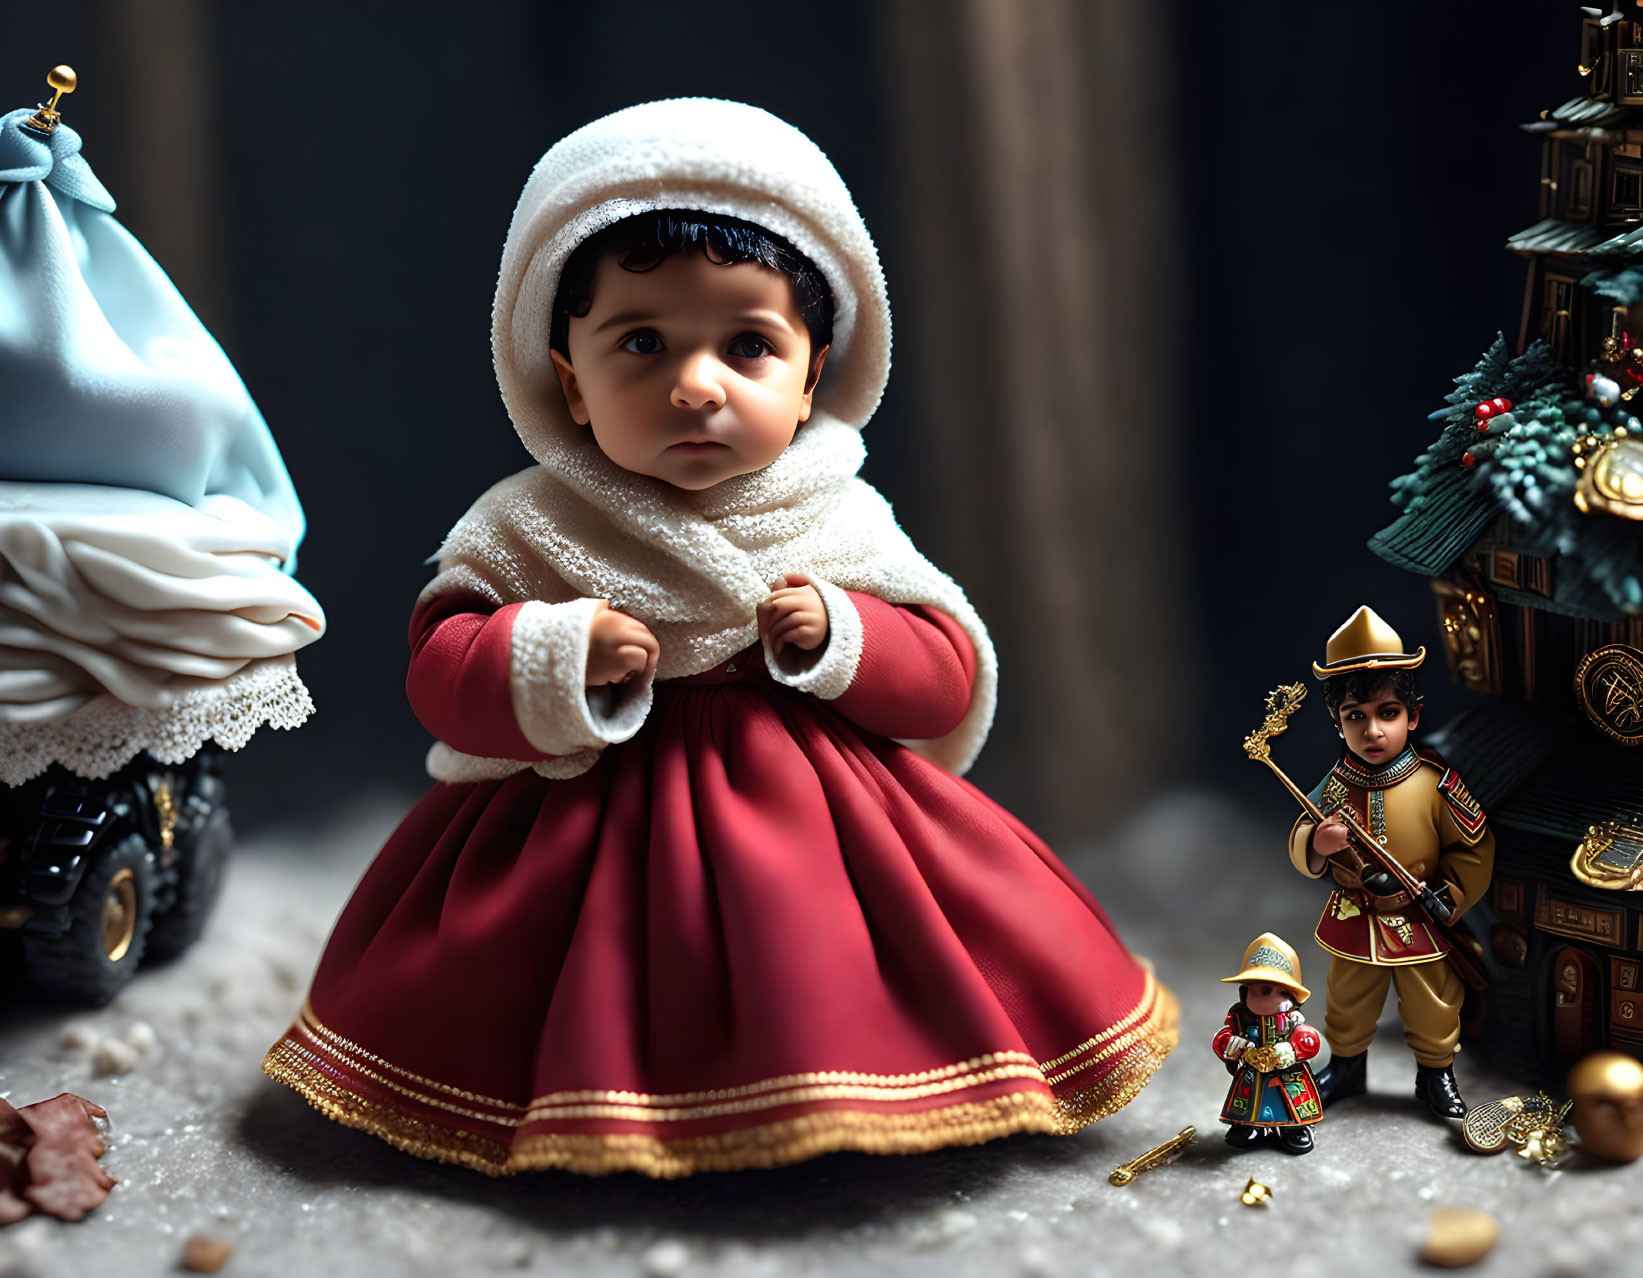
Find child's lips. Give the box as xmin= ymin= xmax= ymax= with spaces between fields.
xmin=669 ymin=440 xmax=730 ymax=453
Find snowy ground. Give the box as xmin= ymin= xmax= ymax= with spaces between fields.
xmin=2 ymin=791 xmax=1640 ymax=1278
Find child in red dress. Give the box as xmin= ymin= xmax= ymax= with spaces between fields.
xmin=264 ymin=99 xmax=1177 ymax=1177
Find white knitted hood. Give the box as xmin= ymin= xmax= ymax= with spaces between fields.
xmin=426 ymin=99 xmax=996 ymax=780
xmin=494 ymin=97 xmax=891 ymax=457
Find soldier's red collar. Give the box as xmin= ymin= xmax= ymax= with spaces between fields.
xmin=1333 ymin=746 xmax=1421 ymax=789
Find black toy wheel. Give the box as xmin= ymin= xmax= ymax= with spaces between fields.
xmin=146 ymin=803 xmax=231 ymax=960
xmin=21 ymin=832 xmax=154 ymax=1005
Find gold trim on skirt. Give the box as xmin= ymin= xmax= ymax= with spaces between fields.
xmin=262 ymin=969 xmax=1179 ymax=1178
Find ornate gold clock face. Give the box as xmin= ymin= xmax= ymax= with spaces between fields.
xmin=1574 ymin=436 xmax=1643 ymax=519
xmin=1575 ymin=644 xmax=1643 ymax=745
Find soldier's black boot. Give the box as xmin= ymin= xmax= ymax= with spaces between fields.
xmin=1224 ymin=1124 xmax=1262 ymax=1150
xmin=1313 ymin=1051 xmax=1368 ymax=1107
xmin=1278 ymin=1126 xmax=1314 ymax=1154
xmin=1414 ymin=1064 xmax=1467 ymax=1119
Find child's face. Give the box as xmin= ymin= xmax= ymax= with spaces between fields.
xmin=1245 ymin=982 xmax=1293 ymax=1016
xmin=550 ymin=250 xmax=828 ymax=491
xmin=1334 ymin=686 xmax=1419 ymax=766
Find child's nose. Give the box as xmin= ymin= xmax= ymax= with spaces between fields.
xmin=671 ymin=353 xmax=727 ymax=410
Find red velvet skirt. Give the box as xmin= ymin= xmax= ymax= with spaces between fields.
xmin=265 ymin=664 xmax=1177 ymax=1176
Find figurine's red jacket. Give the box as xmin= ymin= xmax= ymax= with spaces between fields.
xmin=1212 ymin=1006 xmax=1323 ymax=1127
xmin=1211 ymin=1010 xmax=1321 ymax=1066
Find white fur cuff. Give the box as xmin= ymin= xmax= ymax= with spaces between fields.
xmin=510 ymin=599 xmax=652 ymax=754
xmin=762 ymin=577 xmax=862 ymax=701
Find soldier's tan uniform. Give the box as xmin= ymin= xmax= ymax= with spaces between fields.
xmin=1290 ymin=751 xmax=1494 ymax=1067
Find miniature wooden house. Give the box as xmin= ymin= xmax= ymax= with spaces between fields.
xmin=1371 ymin=4 xmax=1643 ymax=1080
xmin=1516 ymin=8 xmax=1643 ymax=363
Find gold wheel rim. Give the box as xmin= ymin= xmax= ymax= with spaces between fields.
xmin=102 ymin=867 xmax=137 ymax=962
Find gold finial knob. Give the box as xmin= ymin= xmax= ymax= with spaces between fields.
xmin=25 ymin=63 xmax=78 ymax=134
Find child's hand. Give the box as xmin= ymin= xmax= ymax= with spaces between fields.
xmin=1313 ymin=813 xmax=1351 ymax=858
xmin=758 ymin=573 xmax=828 ymax=655
xmin=586 ymin=602 xmax=659 ymax=686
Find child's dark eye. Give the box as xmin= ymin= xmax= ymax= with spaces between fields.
xmin=727 ymin=334 xmax=773 ymax=359
xmin=620 ymin=330 xmax=664 ymax=355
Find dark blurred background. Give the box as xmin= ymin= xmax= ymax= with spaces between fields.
xmin=0 ymin=0 xmax=1576 ymax=842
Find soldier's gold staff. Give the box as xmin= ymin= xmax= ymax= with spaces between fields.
xmin=1243 ymin=683 xmax=1487 ymax=991
xmin=1108 ymin=1126 xmax=1196 ymax=1185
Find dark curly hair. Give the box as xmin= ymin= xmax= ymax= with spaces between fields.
xmin=1321 ymin=668 xmax=1423 ymax=722
xmin=549 ymin=211 xmax=834 ymax=358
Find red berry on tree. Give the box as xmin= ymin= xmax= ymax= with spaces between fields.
xmin=1475 ymin=402 xmax=1495 ymax=419
xmin=1462 ymin=452 xmax=1477 ymax=467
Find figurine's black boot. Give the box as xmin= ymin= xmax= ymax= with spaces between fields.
xmin=1278 ymin=1126 xmax=1314 ymax=1155
xmin=1224 ymin=1124 xmax=1262 ymax=1150
xmin=1414 ymin=1064 xmax=1467 ymax=1119
xmin=1313 ymin=1051 xmax=1368 ymax=1108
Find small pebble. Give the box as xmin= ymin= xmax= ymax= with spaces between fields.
xmin=641 ymin=1240 xmax=690 ymax=1277
xmin=182 ymin=1234 xmax=233 ymax=1273
xmin=0 ymin=1218 xmax=53 ymax=1272
xmin=58 ymin=1022 xmax=98 ymax=1052
xmin=92 ymin=1038 xmax=140 ymax=1077
xmin=266 ymin=957 xmax=301 ymax=992
xmin=934 ymin=1208 xmax=976 ymax=1240
xmin=1136 ymin=1215 xmax=1184 ymax=1249
xmin=125 ymin=1022 xmax=157 ymax=1055
xmin=1419 ymin=1208 xmax=1498 ymax=1268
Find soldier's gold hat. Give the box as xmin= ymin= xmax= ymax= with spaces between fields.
xmin=1312 ymin=605 xmax=1426 ymax=678
xmin=1220 ymin=932 xmax=1310 ymax=1001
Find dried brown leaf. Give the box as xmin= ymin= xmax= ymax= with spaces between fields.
xmin=0 ymin=1097 xmax=34 ymax=1226
xmin=17 ymin=1094 xmax=115 ymax=1223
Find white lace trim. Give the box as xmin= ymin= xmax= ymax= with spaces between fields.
xmin=0 ymin=657 xmax=315 ymax=784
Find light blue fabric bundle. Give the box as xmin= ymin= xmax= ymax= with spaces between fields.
xmin=0 ymin=104 xmax=322 ymax=782
xmin=0 ymin=106 xmax=305 ymax=560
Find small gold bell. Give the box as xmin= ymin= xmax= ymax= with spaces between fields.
xmin=25 ymin=64 xmax=77 ymax=134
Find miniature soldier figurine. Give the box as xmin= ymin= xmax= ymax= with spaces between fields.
xmin=1291 ymin=607 xmax=1495 ymax=1120
xmin=1214 ymin=933 xmax=1323 ymax=1153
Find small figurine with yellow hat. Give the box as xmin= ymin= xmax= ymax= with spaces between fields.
xmin=1213 ymin=933 xmax=1323 ymax=1153
xmin=1291 ymin=607 xmax=1495 ymax=1121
